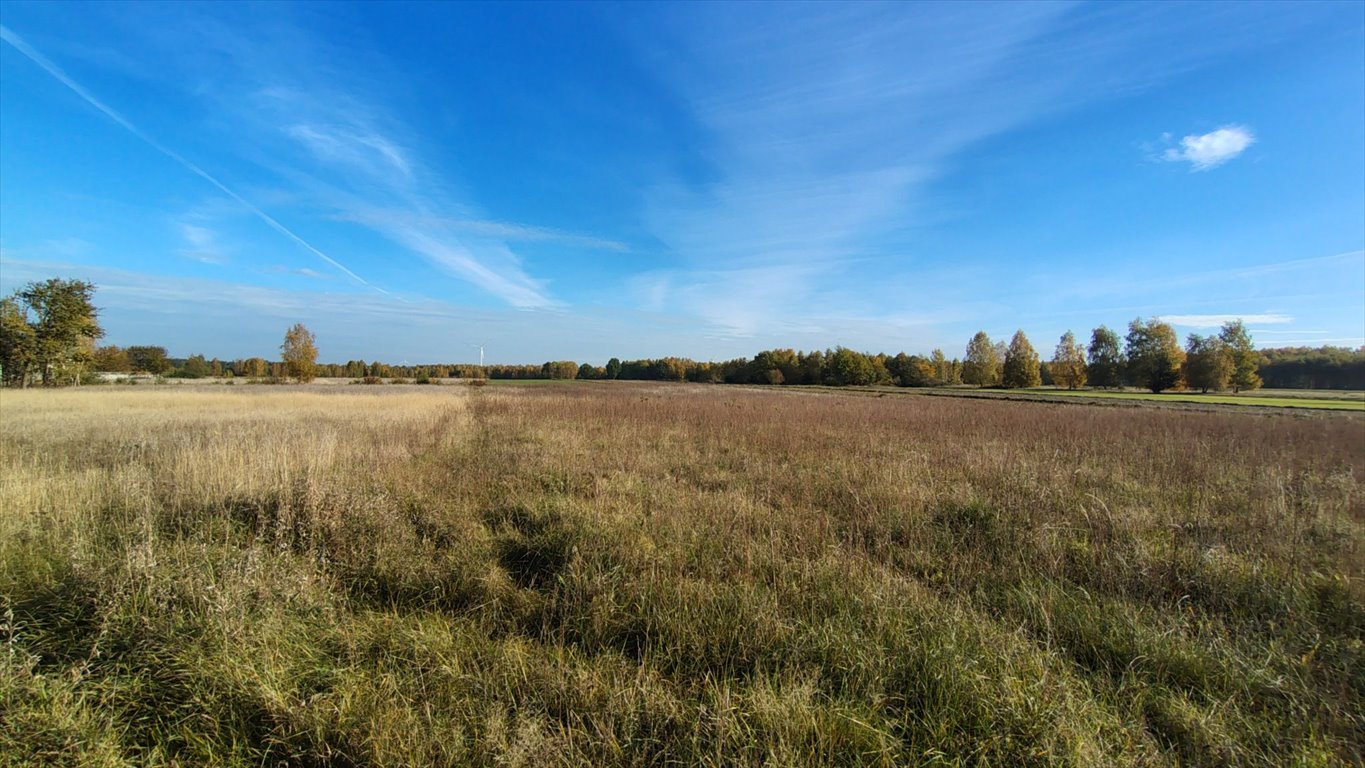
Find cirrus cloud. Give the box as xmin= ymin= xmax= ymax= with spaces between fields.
xmin=1159 ymin=312 xmax=1291 ymax=328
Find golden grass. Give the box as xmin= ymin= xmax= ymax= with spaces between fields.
xmin=2 ymin=383 xmax=1361 ymax=766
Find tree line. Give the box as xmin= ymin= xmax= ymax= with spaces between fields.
xmin=4 ymin=278 xmax=1362 ymax=390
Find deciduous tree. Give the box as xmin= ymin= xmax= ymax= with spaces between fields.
xmin=929 ymin=348 xmax=956 ymax=385
xmin=93 ymin=345 xmax=131 ymax=373
xmin=0 ymin=279 xmax=103 ymax=386
xmin=0 ymin=297 xmax=38 ymax=387
xmin=962 ymin=332 xmax=1001 ymax=387
xmin=128 ymin=346 xmax=171 ymax=375
xmin=239 ymin=357 xmax=268 ymax=378
xmin=541 ymin=360 xmax=579 ymax=379
xmin=1125 ymin=318 xmax=1185 ymax=393
xmin=1001 ymin=330 xmax=1042 ymax=388
xmin=1219 ymin=319 xmax=1262 ymax=392
xmin=825 ymin=347 xmax=877 ymax=386
xmin=1086 ymin=326 xmax=1124 ymax=389
xmin=281 ymin=323 xmax=319 ymax=382
xmin=1183 ymin=334 xmax=1232 ymax=393
xmin=181 ymin=354 xmax=211 ymax=379
xmin=1049 ymin=331 xmax=1087 ymax=390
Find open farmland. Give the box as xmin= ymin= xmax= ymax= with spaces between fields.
xmin=2 ymin=384 xmax=1362 ymax=766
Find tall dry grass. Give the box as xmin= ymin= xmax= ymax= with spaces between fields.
xmin=2 ymin=383 xmax=1361 ymax=766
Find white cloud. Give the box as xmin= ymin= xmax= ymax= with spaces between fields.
xmin=178 ymin=223 xmax=227 ymax=264
xmin=253 ymin=88 xmax=555 ymax=307
xmin=0 ymin=25 xmax=384 ymax=293
xmin=286 ymin=122 xmax=412 ymax=180
xmin=1162 ymin=125 xmax=1255 ymax=170
xmin=331 ymin=210 xmax=628 ymax=253
xmin=1159 ymin=312 xmax=1291 ymax=327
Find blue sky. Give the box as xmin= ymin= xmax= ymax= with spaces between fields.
xmin=2 ymin=1 xmax=1362 ymax=365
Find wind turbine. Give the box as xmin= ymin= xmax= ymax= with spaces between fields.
xmin=471 ymin=342 xmax=486 ymax=369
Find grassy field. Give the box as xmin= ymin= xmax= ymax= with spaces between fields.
xmin=2 ymin=383 xmax=1361 ymax=766
xmin=943 ymin=387 xmax=1365 ymax=411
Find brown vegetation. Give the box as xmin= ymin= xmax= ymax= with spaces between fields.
xmin=2 ymin=384 xmax=1361 ymax=765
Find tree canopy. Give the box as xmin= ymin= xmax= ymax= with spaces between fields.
xmin=127 ymin=345 xmax=172 ymax=375
xmin=9 ymin=276 xmax=1341 ymax=396
xmin=1049 ymin=332 xmax=1087 ymax=390
xmin=1218 ymin=320 xmax=1262 ymax=392
xmin=1001 ymin=330 xmax=1042 ymax=388
xmin=0 ymin=279 xmax=103 ymax=386
xmin=281 ymin=324 xmax=319 ymax=383
xmin=1086 ymin=326 xmax=1124 ymax=389
xmin=1183 ymin=334 xmax=1232 ymax=393
xmin=1125 ymin=318 xmax=1184 ymax=393
xmin=962 ymin=332 xmax=1001 ymax=387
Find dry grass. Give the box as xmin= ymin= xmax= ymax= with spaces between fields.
xmin=2 ymin=383 xmax=1361 ymax=766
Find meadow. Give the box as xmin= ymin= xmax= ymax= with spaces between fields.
xmin=958 ymin=388 xmax=1365 ymax=412
xmin=2 ymin=383 xmax=1361 ymax=766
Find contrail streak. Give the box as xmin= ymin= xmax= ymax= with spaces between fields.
xmin=0 ymin=25 xmax=387 ymax=294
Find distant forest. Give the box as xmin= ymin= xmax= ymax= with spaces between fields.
xmin=96 ymin=341 xmax=1364 ymax=392
xmin=3 ymin=279 xmax=1362 ymax=390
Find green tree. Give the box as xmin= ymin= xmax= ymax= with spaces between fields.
xmin=1183 ymin=334 xmax=1232 ymax=393
xmin=281 ymin=323 xmax=318 ymax=382
xmin=1086 ymin=326 xmax=1124 ymax=389
xmin=541 ymin=361 xmax=579 ymax=379
xmin=962 ymin=331 xmax=1001 ymax=387
xmin=0 ymin=279 xmax=103 ymax=386
xmin=1218 ymin=319 xmax=1262 ymax=392
xmin=0 ymin=297 xmax=38 ymax=387
xmin=797 ymin=350 xmax=826 ymax=385
xmin=659 ymin=357 xmax=691 ymax=382
xmin=749 ymin=349 xmax=800 ymax=385
xmin=605 ymin=357 xmax=622 ymax=380
xmin=127 ymin=346 xmax=172 ymax=375
xmin=1001 ymin=330 xmax=1042 ymax=388
xmin=1049 ymin=331 xmax=1088 ymax=390
xmin=1258 ymin=346 xmax=1365 ymax=389
xmin=825 ymin=347 xmax=877 ymax=386
xmin=929 ymin=348 xmax=955 ymax=385
xmin=180 ymin=354 xmax=211 ymax=379
xmin=1125 ymin=318 xmax=1185 ymax=393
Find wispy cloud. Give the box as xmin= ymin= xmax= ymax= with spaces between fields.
xmin=178 ymin=223 xmax=226 ymax=264
xmin=384 ymin=229 xmax=552 ymax=309
xmin=1161 ymin=125 xmax=1255 ymax=170
xmin=332 ymin=210 xmax=628 ymax=253
xmin=1159 ymin=312 xmax=1292 ymax=327
xmin=625 ymin=3 xmax=1284 ymax=331
xmin=285 ymin=121 xmax=413 ymax=180
xmin=7 ymin=17 xmax=571 ymax=309
xmin=0 ymin=24 xmax=385 ymax=294
xmin=452 ymin=220 xmax=629 ymax=253
xmin=1271 ymin=337 xmax=1365 ymax=346
xmin=249 ymin=82 xmax=554 ymax=307
xmin=631 ymin=262 xmax=827 ymax=338
xmin=0 ymin=257 xmax=739 ymax=362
